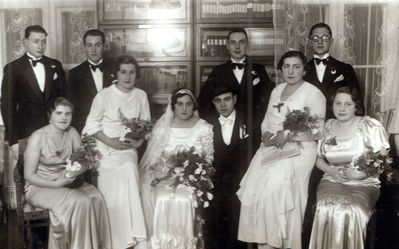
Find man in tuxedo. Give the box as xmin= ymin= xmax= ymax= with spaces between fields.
xmin=198 ymin=28 xmax=273 ymax=157
xmin=302 ymin=22 xmax=362 ymax=248
xmin=205 ymin=84 xmax=248 ymax=249
xmin=67 ymin=29 xmax=114 ymax=134
xmin=1 ymin=25 xmax=66 ymax=158
xmin=304 ymin=22 xmax=362 ymax=119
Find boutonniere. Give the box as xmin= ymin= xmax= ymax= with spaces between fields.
xmin=333 ymin=74 xmax=344 ymax=83
xmin=50 ymin=64 xmax=58 ymax=80
xmin=239 ymin=123 xmax=249 ymax=139
xmin=251 ymin=70 xmax=260 ymax=85
xmin=331 ymin=68 xmax=336 ymax=75
xmin=325 ymin=136 xmax=337 ymax=146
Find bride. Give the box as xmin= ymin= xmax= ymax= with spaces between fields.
xmin=139 ymin=88 xmax=214 ymax=249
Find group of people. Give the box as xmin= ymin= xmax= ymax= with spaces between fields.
xmin=0 ymin=22 xmax=390 ymax=249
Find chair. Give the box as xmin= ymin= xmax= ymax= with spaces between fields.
xmin=4 ymin=145 xmax=49 ymax=249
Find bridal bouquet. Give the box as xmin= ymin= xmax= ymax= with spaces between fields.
xmin=64 ymin=134 xmax=101 ymax=187
xmin=150 ymin=146 xmax=215 ymax=243
xmin=282 ymin=106 xmax=321 ymax=140
xmin=119 ymin=109 xmax=153 ymax=141
xmin=351 ymin=148 xmax=393 ymax=177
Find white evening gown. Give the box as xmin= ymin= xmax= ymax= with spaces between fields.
xmin=237 ymin=82 xmax=326 ymax=249
xmin=141 ymin=119 xmax=214 ymax=249
xmin=83 ymin=85 xmax=151 ymax=249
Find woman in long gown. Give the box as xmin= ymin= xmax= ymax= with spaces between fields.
xmin=24 ymin=97 xmax=111 ymax=249
xmin=83 ymin=55 xmax=150 ymax=249
xmin=139 ymin=88 xmax=214 ymax=249
xmin=309 ymin=86 xmax=390 ymax=249
xmin=237 ymin=51 xmax=326 ymax=249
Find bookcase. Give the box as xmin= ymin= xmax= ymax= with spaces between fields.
xmin=97 ymin=0 xmax=279 ymax=118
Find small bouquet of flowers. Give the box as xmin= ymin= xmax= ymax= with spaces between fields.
xmin=282 ymin=106 xmax=321 ymax=141
xmin=150 ymin=146 xmax=215 ymax=243
xmin=351 ymin=148 xmax=393 ymax=177
xmin=64 ymin=134 xmax=101 ymax=187
xmin=118 ymin=109 xmax=153 ymax=141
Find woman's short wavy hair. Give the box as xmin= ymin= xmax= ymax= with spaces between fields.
xmin=277 ymin=50 xmax=308 ymax=70
xmin=170 ymin=88 xmax=198 ymax=111
xmin=332 ymin=86 xmax=365 ymax=116
xmin=114 ymin=55 xmax=140 ymax=78
xmin=47 ymin=97 xmax=74 ymax=118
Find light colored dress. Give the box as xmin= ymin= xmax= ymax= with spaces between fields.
xmin=309 ymin=117 xmax=389 ymax=249
xmin=237 ymin=82 xmax=326 ymax=249
xmin=83 ymin=85 xmax=151 ymax=249
xmin=25 ymin=128 xmax=111 ymax=249
xmin=142 ymin=119 xmax=214 ymax=249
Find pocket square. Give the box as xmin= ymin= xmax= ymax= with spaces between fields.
xmin=334 ymin=74 xmax=344 ymax=82
xmin=53 ymin=72 xmax=58 ymax=80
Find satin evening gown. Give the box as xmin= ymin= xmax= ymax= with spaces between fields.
xmin=237 ymin=82 xmax=326 ymax=249
xmin=141 ymin=119 xmax=214 ymax=249
xmin=83 ymin=85 xmax=151 ymax=249
xmin=25 ymin=128 xmax=111 ymax=249
xmin=309 ymin=117 xmax=390 ymax=249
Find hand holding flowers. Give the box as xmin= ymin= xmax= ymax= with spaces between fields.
xmin=350 ymin=148 xmax=393 ymax=178
xmin=119 ymin=109 xmax=153 ymax=141
xmin=282 ymin=106 xmax=321 ymax=141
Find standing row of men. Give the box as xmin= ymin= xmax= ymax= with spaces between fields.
xmin=1 ymin=23 xmax=362 ymax=249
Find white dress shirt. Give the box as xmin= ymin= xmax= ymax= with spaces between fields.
xmin=218 ymin=110 xmax=236 ymax=145
xmin=88 ymin=59 xmax=104 ymax=93
xmin=27 ymin=52 xmax=45 ymax=92
xmin=231 ymin=57 xmax=245 ymax=84
xmin=314 ymin=53 xmax=330 ymax=83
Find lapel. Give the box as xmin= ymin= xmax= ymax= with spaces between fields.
xmin=82 ymin=61 xmax=98 ymax=95
xmin=322 ymin=58 xmax=335 ymax=85
xmin=43 ymin=56 xmax=54 ymax=101
xmin=21 ymin=54 xmax=44 ymax=99
xmin=306 ymin=60 xmax=319 ymax=84
xmin=224 ymin=62 xmax=240 ymax=86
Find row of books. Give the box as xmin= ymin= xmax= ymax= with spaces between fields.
xmin=201 ymin=2 xmax=272 ymax=15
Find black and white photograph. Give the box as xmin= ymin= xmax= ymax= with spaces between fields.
xmin=0 ymin=0 xmax=398 ymax=248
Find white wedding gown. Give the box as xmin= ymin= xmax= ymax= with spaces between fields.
xmin=141 ymin=119 xmax=214 ymax=249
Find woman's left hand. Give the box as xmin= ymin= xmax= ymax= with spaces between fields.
xmin=342 ymin=167 xmax=368 ymax=180
xmin=272 ymin=130 xmax=291 ymax=148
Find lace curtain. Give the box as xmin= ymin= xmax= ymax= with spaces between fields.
xmin=273 ymin=0 xmax=399 ymax=125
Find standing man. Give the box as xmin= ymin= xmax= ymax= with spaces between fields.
xmin=304 ymin=22 xmax=362 ymax=119
xmin=302 ymin=22 xmax=363 ymax=249
xmin=205 ymin=84 xmax=248 ymax=249
xmin=1 ymin=25 xmax=66 ymax=158
xmin=67 ymin=29 xmax=114 ymax=134
xmin=198 ymin=28 xmax=273 ymax=156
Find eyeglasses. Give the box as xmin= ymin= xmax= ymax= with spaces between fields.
xmin=228 ymin=40 xmax=248 ymax=46
xmin=310 ymin=35 xmax=331 ymax=42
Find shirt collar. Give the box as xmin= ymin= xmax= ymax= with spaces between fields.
xmin=230 ymin=57 xmax=246 ymax=64
xmin=88 ymin=58 xmax=103 ymax=66
xmin=313 ymin=53 xmax=330 ymax=60
xmin=220 ymin=110 xmax=236 ymax=121
xmin=27 ymin=52 xmax=42 ymax=60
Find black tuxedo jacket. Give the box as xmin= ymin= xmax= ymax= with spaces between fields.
xmin=199 ymin=58 xmax=273 ymax=152
xmin=211 ymin=114 xmax=249 ymax=190
xmin=67 ymin=58 xmax=114 ymax=133
xmin=304 ymin=56 xmax=361 ymax=118
xmin=1 ymin=54 xmax=66 ymax=145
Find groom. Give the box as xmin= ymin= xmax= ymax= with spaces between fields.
xmin=205 ymin=84 xmax=248 ymax=249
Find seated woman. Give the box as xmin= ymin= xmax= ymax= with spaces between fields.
xmin=237 ymin=51 xmax=326 ymax=249
xmin=140 ymin=88 xmax=214 ymax=249
xmin=83 ymin=55 xmax=150 ymax=249
xmin=24 ymin=97 xmax=111 ymax=249
xmin=309 ymin=86 xmax=390 ymax=249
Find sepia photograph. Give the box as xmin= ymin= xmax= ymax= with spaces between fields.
xmin=0 ymin=0 xmax=398 ymax=248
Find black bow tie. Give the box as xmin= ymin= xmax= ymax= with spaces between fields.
xmin=90 ymin=63 xmax=103 ymax=72
xmin=30 ymin=57 xmax=43 ymax=67
xmin=315 ymin=58 xmax=328 ymax=65
xmin=231 ymin=62 xmax=245 ymax=70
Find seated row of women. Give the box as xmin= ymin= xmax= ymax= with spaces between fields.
xmin=23 ymin=51 xmax=390 ymax=249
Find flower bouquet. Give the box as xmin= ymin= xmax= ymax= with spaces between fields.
xmin=150 ymin=146 xmax=215 ymax=245
xmin=119 ymin=109 xmax=153 ymax=141
xmin=64 ymin=134 xmax=101 ymax=188
xmin=351 ymin=148 xmax=393 ymax=177
xmin=282 ymin=106 xmax=321 ymax=141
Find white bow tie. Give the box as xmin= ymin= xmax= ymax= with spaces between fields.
xmin=219 ymin=116 xmax=233 ymax=126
